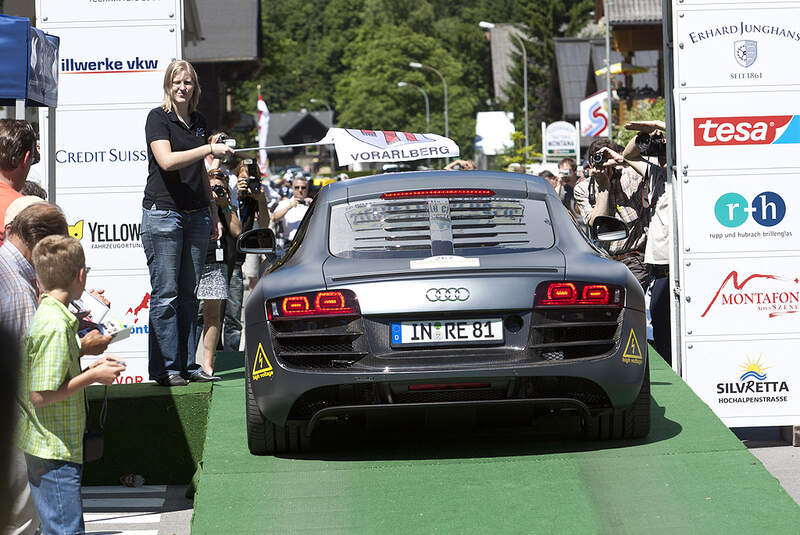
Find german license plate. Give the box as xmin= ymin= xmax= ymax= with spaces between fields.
xmin=390 ymin=318 xmax=504 ymax=346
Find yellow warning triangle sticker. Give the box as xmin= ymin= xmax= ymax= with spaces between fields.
xmin=252 ymin=342 xmax=274 ymax=380
xmin=622 ymin=329 xmax=643 ymax=364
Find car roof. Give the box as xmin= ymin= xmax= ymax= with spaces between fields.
xmin=322 ymin=170 xmax=552 ymax=203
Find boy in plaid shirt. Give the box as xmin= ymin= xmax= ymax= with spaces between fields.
xmin=15 ymin=235 xmax=125 ymax=534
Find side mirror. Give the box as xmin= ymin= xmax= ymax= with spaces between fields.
xmin=237 ymin=228 xmax=276 ymax=255
xmin=591 ymin=216 xmax=629 ymax=242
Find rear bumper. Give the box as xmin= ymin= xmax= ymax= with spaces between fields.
xmin=305 ymin=398 xmax=592 ymax=435
xmin=245 ymin=308 xmax=647 ymax=426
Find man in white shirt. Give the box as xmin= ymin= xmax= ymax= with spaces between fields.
xmin=271 ymin=176 xmax=312 ymax=243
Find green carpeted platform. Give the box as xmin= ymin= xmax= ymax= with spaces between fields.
xmin=82 ymin=370 xmax=213 ymax=485
xmin=192 ymin=352 xmax=800 ymax=534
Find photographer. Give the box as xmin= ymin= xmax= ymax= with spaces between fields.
xmin=573 ymin=138 xmax=650 ymax=289
xmin=271 ymin=176 xmax=312 ymax=244
xmin=196 ymin=171 xmax=242 ymax=380
xmin=624 ymin=120 xmax=672 ymax=365
xmin=218 ymin=160 xmax=272 ymax=351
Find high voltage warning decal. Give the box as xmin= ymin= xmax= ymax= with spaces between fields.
xmin=252 ymin=343 xmax=274 ymax=380
xmin=622 ymin=330 xmax=643 ymax=365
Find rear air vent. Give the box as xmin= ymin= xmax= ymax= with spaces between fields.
xmin=529 ymin=308 xmax=622 ymax=360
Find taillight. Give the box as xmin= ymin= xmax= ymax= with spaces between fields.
xmin=381 ymin=189 xmax=494 ymax=199
xmin=267 ymin=289 xmax=360 ymax=320
xmin=534 ymin=281 xmax=624 ymax=307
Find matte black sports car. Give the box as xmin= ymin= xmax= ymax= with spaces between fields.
xmin=239 ymin=171 xmax=649 ymax=454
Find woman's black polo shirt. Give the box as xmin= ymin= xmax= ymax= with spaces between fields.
xmin=143 ymin=107 xmax=210 ymax=211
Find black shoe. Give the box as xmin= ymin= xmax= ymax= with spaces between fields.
xmin=156 ymin=374 xmax=189 ymax=387
xmin=189 ymin=370 xmax=221 ymax=382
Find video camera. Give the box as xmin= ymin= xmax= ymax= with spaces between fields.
xmin=635 ymin=131 xmax=666 ymax=159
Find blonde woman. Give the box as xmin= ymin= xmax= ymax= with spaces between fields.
xmin=141 ymin=60 xmax=233 ymax=386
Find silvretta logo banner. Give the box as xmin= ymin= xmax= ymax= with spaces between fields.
xmin=716 ymin=357 xmax=789 ymax=406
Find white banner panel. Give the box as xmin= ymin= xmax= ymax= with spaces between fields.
xmin=80 ymin=271 xmax=151 ymax=384
xmin=39 ymin=0 xmax=178 ymax=24
xmin=676 ymin=6 xmax=800 ymax=88
xmin=47 ymin=24 xmax=177 ymax=107
xmin=58 ymin=190 xmax=147 ymax=271
xmin=683 ymin=256 xmax=800 ymax=337
xmin=51 ymin=107 xmax=149 ymax=189
xmin=677 ymin=90 xmax=800 ymax=173
xmin=681 ymin=175 xmax=797 ymax=253
xmin=685 ymin=340 xmax=800 ymax=425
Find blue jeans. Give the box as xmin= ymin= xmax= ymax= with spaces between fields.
xmin=223 ymin=265 xmax=243 ymax=351
xmin=141 ymin=205 xmax=210 ymax=380
xmin=25 ymin=453 xmax=84 ymax=535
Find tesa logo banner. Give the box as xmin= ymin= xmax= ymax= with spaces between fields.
xmin=693 ymin=115 xmax=799 ymax=146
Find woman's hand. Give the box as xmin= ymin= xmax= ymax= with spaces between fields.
xmin=210 ymin=143 xmax=234 ymax=159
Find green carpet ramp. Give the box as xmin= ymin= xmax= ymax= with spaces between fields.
xmin=192 ymin=352 xmax=800 ymax=534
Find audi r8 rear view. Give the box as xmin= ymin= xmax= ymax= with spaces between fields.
xmin=241 ymin=171 xmax=649 ymax=454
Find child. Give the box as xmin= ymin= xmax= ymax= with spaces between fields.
xmin=15 ymin=235 xmax=125 ymax=534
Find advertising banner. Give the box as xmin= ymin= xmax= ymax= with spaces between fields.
xmin=44 ymin=24 xmax=178 ymax=107
xmin=682 ymin=256 xmax=800 ymax=337
xmin=673 ymin=0 xmax=800 ymax=427
xmin=318 ymin=128 xmax=460 ymax=166
xmin=680 ymin=175 xmax=796 ymax=253
xmin=38 ymin=0 xmax=178 ymax=24
xmin=545 ymin=121 xmax=577 ymax=157
xmin=685 ymin=340 xmax=800 ymax=427
xmin=39 ymin=1 xmax=183 ymax=383
xmin=58 ymin=190 xmax=147 ymax=271
xmin=49 ymin=107 xmax=149 ymax=189
xmin=677 ymin=90 xmax=800 ymax=174
xmin=579 ymin=91 xmax=609 ymax=138
xmin=675 ymin=5 xmax=800 ymax=89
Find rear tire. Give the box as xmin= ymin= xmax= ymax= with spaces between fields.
xmin=584 ymin=364 xmax=650 ymax=440
xmin=245 ymin=372 xmax=310 ymax=454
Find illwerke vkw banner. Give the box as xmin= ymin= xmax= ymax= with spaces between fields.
xmin=37 ymin=0 xmax=182 ymax=383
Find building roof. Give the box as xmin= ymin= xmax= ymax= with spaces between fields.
xmin=184 ymin=0 xmax=259 ymax=62
xmin=608 ymin=0 xmax=663 ymax=25
xmin=265 ymin=111 xmax=333 ymax=153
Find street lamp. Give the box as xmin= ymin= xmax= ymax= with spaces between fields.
xmin=479 ymin=20 xmax=528 ymax=162
xmin=409 ymin=61 xmax=448 ymax=142
xmin=309 ymin=98 xmax=335 ymax=173
xmin=397 ymin=81 xmax=430 ymax=132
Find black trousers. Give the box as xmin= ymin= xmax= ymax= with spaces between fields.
xmin=649 ymin=274 xmax=672 ymax=366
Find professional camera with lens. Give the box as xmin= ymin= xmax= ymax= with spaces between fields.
xmin=635 ymin=131 xmax=666 ymax=158
xmin=589 ymin=151 xmax=608 ymax=169
xmin=212 ymin=184 xmax=227 ymax=197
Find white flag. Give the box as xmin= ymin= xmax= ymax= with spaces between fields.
xmin=317 ymin=128 xmax=459 ymax=167
xmin=257 ymin=92 xmax=270 ymax=176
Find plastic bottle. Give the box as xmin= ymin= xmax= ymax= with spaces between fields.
xmin=120 ymin=474 xmax=145 ymax=487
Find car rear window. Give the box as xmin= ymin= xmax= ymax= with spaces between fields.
xmin=329 ymin=196 xmax=555 ymax=258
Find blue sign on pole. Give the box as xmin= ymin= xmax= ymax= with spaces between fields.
xmin=0 ymin=14 xmax=59 ymax=107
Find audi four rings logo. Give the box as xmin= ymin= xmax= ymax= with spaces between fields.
xmin=426 ymin=287 xmax=470 ymax=302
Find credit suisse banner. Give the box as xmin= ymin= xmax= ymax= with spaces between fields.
xmin=672 ymin=0 xmax=800 ymax=427
xmin=37 ymin=0 xmax=182 ymax=383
